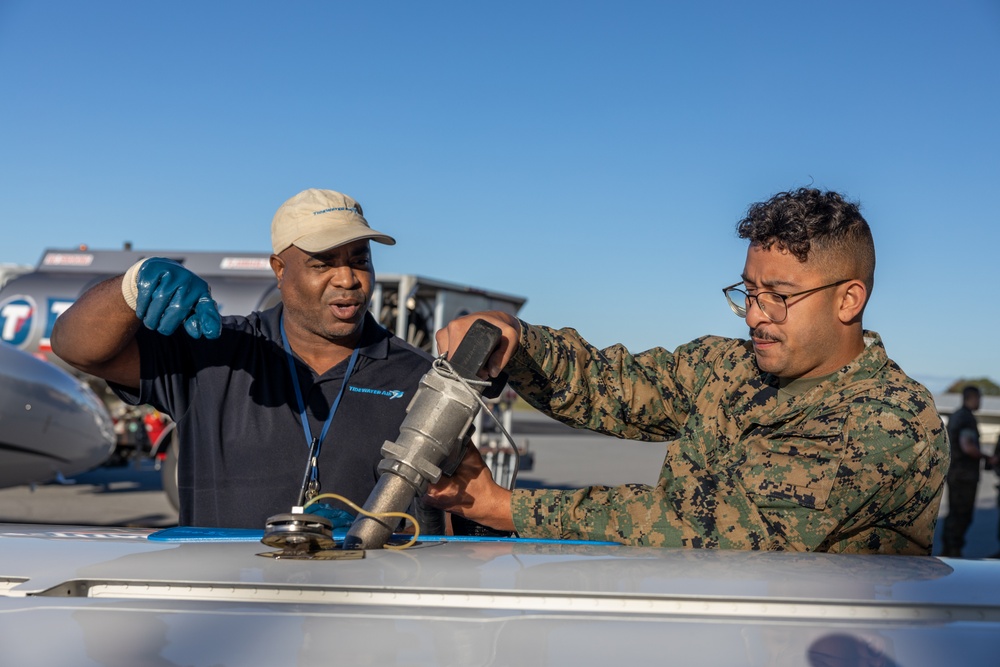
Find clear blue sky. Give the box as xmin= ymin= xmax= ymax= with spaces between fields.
xmin=2 ymin=1 xmax=998 ymax=392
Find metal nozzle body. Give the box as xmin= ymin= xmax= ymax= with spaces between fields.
xmin=343 ymin=371 xmax=481 ymax=550
xmin=343 ymin=319 xmax=502 ymax=551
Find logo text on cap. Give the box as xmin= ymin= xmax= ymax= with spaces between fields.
xmin=314 ymin=206 xmax=361 ymax=216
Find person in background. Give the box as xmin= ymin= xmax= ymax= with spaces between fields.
xmin=941 ymin=386 xmax=984 ymax=557
xmin=427 ymin=188 xmax=948 ymax=554
xmin=988 ymin=428 xmax=1000 ymax=558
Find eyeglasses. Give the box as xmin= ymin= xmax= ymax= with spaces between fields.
xmin=722 ymin=279 xmax=851 ymax=323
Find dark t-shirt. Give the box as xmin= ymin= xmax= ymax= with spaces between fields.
xmin=112 ymin=305 xmax=434 ymax=528
xmin=947 ymin=406 xmax=980 ymax=475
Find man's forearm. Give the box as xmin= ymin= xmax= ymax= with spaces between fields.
xmin=506 ymin=321 xmax=682 ymax=441
xmin=510 ymin=475 xmax=778 ymax=549
xmin=472 ymin=487 xmax=516 ymax=533
xmin=50 ymin=275 xmax=142 ymax=386
xmin=959 ymin=438 xmax=982 ymax=459
xmin=424 ymin=446 xmax=516 ymax=532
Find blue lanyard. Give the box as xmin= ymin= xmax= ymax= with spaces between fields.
xmin=280 ymin=315 xmax=360 ymax=498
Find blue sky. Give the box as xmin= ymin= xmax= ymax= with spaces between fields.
xmin=1 ymin=1 xmax=998 ymax=391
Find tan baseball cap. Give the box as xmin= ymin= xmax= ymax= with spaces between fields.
xmin=271 ymin=188 xmax=396 ymax=255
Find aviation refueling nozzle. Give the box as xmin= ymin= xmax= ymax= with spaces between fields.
xmin=342 ymin=318 xmax=504 ymax=550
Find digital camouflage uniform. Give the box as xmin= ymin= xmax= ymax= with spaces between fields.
xmin=507 ymin=323 xmax=948 ymax=554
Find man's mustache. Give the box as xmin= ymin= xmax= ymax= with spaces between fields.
xmin=750 ymin=327 xmax=781 ymax=343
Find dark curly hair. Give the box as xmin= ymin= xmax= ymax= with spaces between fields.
xmin=736 ymin=188 xmax=875 ymax=294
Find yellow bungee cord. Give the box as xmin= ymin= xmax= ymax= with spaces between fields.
xmin=304 ymin=492 xmax=420 ymax=550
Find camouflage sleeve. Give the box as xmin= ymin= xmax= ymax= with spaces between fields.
xmin=510 ymin=474 xmax=778 ymax=549
xmin=505 ymin=321 xmax=730 ymax=441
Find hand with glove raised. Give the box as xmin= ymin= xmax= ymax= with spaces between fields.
xmin=121 ymin=258 xmax=222 ymax=339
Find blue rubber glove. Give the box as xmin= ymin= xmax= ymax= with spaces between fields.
xmin=134 ymin=258 xmax=222 ymax=339
xmin=307 ymin=503 xmax=356 ymax=530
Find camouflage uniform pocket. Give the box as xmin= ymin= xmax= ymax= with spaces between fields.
xmin=735 ymin=434 xmax=844 ymax=511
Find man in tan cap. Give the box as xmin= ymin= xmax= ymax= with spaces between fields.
xmin=52 ymin=189 xmax=439 ymax=530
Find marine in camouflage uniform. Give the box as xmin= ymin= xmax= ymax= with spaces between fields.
xmin=427 ymin=187 xmax=949 ymax=555
xmin=506 ymin=323 xmax=947 ymax=554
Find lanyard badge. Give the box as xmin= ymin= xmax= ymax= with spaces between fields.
xmin=280 ymin=315 xmax=360 ymax=504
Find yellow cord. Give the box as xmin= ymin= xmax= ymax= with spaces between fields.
xmin=304 ymin=493 xmax=420 ymax=550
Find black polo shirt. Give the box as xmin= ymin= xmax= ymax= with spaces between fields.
xmin=112 ymin=305 xmax=434 ymax=528
xmin=947 ymin=405 xmax=981 ymax=476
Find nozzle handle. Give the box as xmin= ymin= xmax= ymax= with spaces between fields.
xmin=447 ymin=319 xmax=503 ymax=380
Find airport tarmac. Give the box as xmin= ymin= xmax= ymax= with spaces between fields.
xmin=0 ymin=408 xmax=997 ymax=558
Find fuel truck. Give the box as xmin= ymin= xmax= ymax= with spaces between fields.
xmin=0 ymin=246 xmax=527 ymax=508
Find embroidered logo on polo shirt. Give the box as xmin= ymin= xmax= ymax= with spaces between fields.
xmin=349 ymin=386 xmax=406 ymax=400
